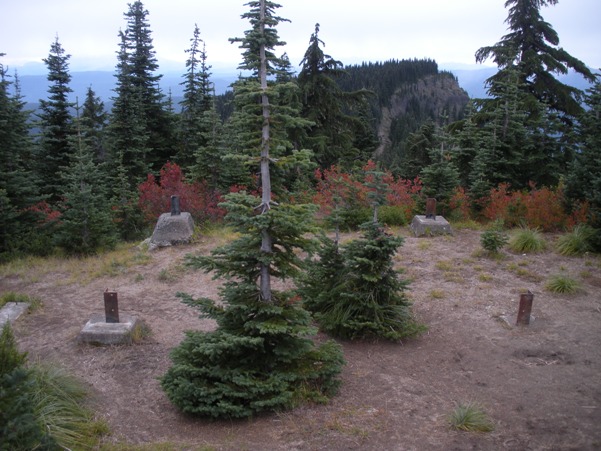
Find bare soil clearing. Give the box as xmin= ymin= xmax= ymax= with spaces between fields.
xmin=2 ymin=228 xmax=601 ymax=450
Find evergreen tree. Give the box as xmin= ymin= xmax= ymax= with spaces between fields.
xmin=452 ymin=101 xmax=482 ymax=188
xmin=565 ymin=74 xmax=601 ymax=250
xmin=475 ymin=0 xmax=596 ymax=123
xmin=80 ymin=87 xmax=108 ymax=164
xmin=420 ymin=147 xmax=460 ymax=217
xmin=0 ymin=57 xmax=40 ymax=257
xmin=467 ymin=66 xmax=562 ymax=191
xmin=36 ymin=36 xmax=74 ymax=202
xmin=177 ymin=24 xmax=214 ymax=171
xmin=473 ymin=0 xmax=596 ymax=189
xmin=298 ymin=24 xmax=371 ymax=170
xmin=299 ymin=164 xmax=423 ymax=341
xmin=162 ymin=0 xmax=344 ymax=418
xmin=0 ymin=323 xmax=58 ymax=450
xmin=401 ymin=120 xmax=436 ymax=180
xmin=191 ymin=106 xmax=223 ymax=190
xmin=108 ymin=1 xmax=173 ymax=189
xmin=299 ymin=223 xmax=423 ymax=341
xmin=219 ymin=4 xmax=313 ymax=194
xmin=54 ymin=103 xmax=117 ymax=255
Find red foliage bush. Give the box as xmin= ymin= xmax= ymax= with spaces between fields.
xmin=25 ymin=201 xmax=62 ymax=225
xmin=312 ymin=161 xmax=422 ymax=220
xmin=481 ymin=182 xmax=586 ymax=232
xmin=138 ymin=162 xmax=225 ymax=225
xmin=448 ymin=187 xmax=472 ymax=221
xmin=312 ymin=165 xmax=367 ymax=217
xmin=386 ymin=176 xmax=423 ymax=219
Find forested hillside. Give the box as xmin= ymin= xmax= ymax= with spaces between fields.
xmin=0 ymin=0 xmax=599 ymax=261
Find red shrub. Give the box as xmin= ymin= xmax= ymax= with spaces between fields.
xmin=25 ymin=201 xmax=62 ymax=225
xmin=312 ymin=165 xmax=367 ymax=217
xmin=313 ymin=161 xmax=422 ymax=220
xmin=138 ymin=162 xmax=225 ymax=225
xmin=482 ymin=182 xmax=581 ymax=232
xmin=449 ymin=186 xmax=472 ymax=221
xmin=386 ymin=176 xmax=422 ymax=219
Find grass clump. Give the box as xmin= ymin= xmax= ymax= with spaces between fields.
xmin=448 ymin=402 xmax=495 ymax=432
xmin=509 ymin=228 xmax=546 ymax=253
xmin=0 ymin=291 xmax=42 ymax=311
xmin=556 ymin=224 xmax=595 ymax=256
xmin=1 ymin=323 xmax=107 ymax=449
xmin=545 ymin=274 xmax=581 ymax=294
xmin=430 ymin=289 xmax=445 ymax=299
xmin=129 ymin=320 xmax=153 ymax=343
xmin=29 ymin=363 xmax=109 ymax=447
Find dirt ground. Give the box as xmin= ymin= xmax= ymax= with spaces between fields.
xmin=2 ymin=227 xmax=601 ymax=450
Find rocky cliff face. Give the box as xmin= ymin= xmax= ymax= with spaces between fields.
xmin=375 ymin=73 xmax=469 ymax=161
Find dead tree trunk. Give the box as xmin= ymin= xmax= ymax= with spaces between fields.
xmin=258 ymin=0 xmax=272 ymax=303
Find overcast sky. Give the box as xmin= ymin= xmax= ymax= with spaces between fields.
xmin=1 ymin=0 xmax=599 ymax=75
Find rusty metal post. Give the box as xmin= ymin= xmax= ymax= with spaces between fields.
xmin=516 ymin=291 xmax=534 ymax=325
xmin=104 ymin=290 xmax=119 ymax=323
xmin=425 ymin=198 xmax=437 ymax=219
xmin=170 ymin=195 xmax=181 ymax=216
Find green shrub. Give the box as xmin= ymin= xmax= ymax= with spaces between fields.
xmin=335 ymin=206 xmax=371 ymax=231
xmin=480 ymin=223 xmax=509 ymax=254
xmin=556 ymin=224 xmax=595 ymax=256
xmin=509 ymin=228 xmax=546 ymax=253
xmin=378 ymin=205 xmax=407 ymax=226
xmin=299 ymin=222 xmax=425 ymax=341
xmin=449 ymin=402 xmax=495 ymax=432
xmin=0 ymin=323 xmax=27 ymax=377
xmin=545 ymin=274 xmax=581 ymax=294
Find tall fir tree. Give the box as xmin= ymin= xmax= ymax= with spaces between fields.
xmin=80 ymin=87 xmax=108 ymax=164
xmin=418 ymin=114 xmax=460 ymax=216
xmin=401 ymin=120 xmax=436 ymax=180
xmin=177 ymin=24 xmax=217 ymax=176
xmin=54 ymin=102 xmax=117 ymax=255
xmin=475 ymin=0 xmax=596 ymax=122
xmin=191 ymin=106 xmax=223 ymax=190
xmin=474 ymin=0 xmax=596 ymax=187
xmin=565 ymin=74 xmax=601 ymax=250
xmin=219 ymin=3 xmax=313 ymax=194
xmin=470 ymin=66 xmax=562 ymax=190
xmin=108 ymin=0 xmax=174 ymax=190
xmin=0 ymin=57 xmax=39 ymax=257
xmin=298 ymin=24 xmax=370 ymax=170
xmin=36 ymin=36 xmax=74 ymax=202
xmin=161 ymin=0 xmax=344 ymax=418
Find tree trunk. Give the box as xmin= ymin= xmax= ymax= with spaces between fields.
xmin=259 ymin=0 xmax=272 ymax=303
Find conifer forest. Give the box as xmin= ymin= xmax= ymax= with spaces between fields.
xmin=1 ymin=0 xmax=599 ymax=259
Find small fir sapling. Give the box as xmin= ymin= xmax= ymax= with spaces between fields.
xmin=299 ymin=166 xmax=425 ymax=341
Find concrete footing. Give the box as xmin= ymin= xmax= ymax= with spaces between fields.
xmin=78 ymin=313 xmax=139 ymax=345
xmin=410 ymin=215 xmax=452 ymax=237
xmin=0 ymin=302 xmax=30 ymax=325
xmin=149 ymin=212 xmax=195 ymax=249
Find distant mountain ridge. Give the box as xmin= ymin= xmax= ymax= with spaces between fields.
xmin=17 ymin=71 xmax=237 ymax=105
xmin=16 ymin=65 xmax=593 ymax=108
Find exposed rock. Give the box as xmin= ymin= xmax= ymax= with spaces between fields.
xmin=375 ymin=73 xmax=469 ymax=158
xmin=149 ymin=212 xmax=195 ymax=250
